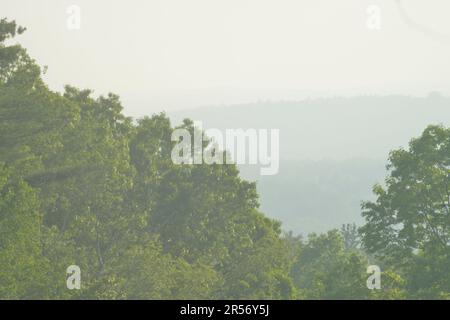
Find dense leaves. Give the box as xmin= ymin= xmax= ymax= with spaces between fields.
xmin=0 ymin=19 xmax=294 ymax=299
xmin=360 ymin=125 xmax=450 ymax=298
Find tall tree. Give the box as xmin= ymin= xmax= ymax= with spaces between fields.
xmin=360 ymin=125 xmax=450 ymax=298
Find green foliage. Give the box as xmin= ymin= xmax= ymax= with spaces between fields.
xmin=0 ymin=18 xmax=295 ymax=299
xmin=360 ymin=125 xmax=450 ymax=298
xmin=290 ymin=230 xmax=369 ymax=299
xmin=0 ymin=164 xmax=45 ymax=299
xmin=341 ymin=223 xmax=361 ymax=251
xmin=369 ymin=270 xmax=407 ymax=300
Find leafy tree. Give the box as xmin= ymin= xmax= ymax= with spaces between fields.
xmin=360 ymin=125 xmax=450 ymax=298
xmin=0 ymin=164 xmax=49 ymax=298
xmin=341 ymin=223 xmax=361 ymax=251
xmin=0 ymin=18 xmax=296 ymax=299
xmin=291 ymin=230 xmax=369 ymax=299
xmin=369 ymin=270 xmax=407 ymax=300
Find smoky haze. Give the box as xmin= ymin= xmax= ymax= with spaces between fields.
xmin=2 ymin=0 xmax=450 ymax=114
xmin=2 ymin=1 xmax=450 ymax=301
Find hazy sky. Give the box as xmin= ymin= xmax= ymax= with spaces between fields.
xmin=3 ymin=0 xmax=450 ymax=116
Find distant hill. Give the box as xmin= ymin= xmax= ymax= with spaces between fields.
xmin=239 ymin=159 xmax=386 ymax=235
xmin=169 ymin=95 xmax=450 ymax=234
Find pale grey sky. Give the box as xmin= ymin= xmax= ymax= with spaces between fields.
xmin=2 ymin=0 xmax=450 ymax=116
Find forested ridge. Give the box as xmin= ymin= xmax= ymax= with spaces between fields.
xmin=1 ymin=19 xmax=449 ymax=299
xmin=171 ymin=95 xmax=450 ymax=235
